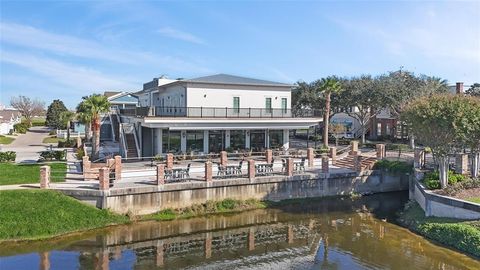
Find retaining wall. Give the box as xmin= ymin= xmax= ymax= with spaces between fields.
xmin=59 ymin=170 xmax=408 ymax=215
xmin=409 ymin=170 xmax=480 ymax=220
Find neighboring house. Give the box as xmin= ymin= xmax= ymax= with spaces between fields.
xmin=116 ymin=74 xmax=322 ymax=157
xmin=0 ymin=109 xmax=22 ymax=135
xmin=105 ymin=91 xmax=140 ymax=110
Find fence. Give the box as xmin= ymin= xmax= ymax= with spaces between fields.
xmin=56 ymin=129 xmax=85 ymax=139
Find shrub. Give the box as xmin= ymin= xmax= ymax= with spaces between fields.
xmin=49 ymin=130 xmax=56 ymax=135
xmin=30 ymin=120 xmax=46 ymax=127
xmin=58 ymin=140 xmax=76 ymax=148
xmin=40 ymin=150 xmax=66 ymax=161
xmin=14 ymin=123 xmax=28 ymax=134
xmin=423 ymin=170 xmax=466 ymax=189
xmin=76 ymin=148 xmax=85 ymax=160
xmin=153 ymin=154 xmax=164 ymax=162
xmin=0 ymin=151 xmax=16 ymax=163
xmin=373 ymin=160 xmax=412 ymax=174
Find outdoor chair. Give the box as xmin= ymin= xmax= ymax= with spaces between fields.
xmin=235 ymin=160 xmax=243 ymax=175
xmin=217 ymin=163 xmax=226 ymax=178
xmin=281 ymin=159 xmax=286 ymax=172
xmin=183 ymin=163 xmax=191 ymax=178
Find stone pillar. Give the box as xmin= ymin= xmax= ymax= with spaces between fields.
xmin=114 ymin=155 xmax=122 ymax=181
xmin=205 ymin=234 xmax=212 ymax=259
xmin=286 ymin=158 xmax=294 ymax=176
xmin=99 ymin=167 xmax=110 ymax=190
xmin=225 ymin=130 xmax=231 ymax=148
xmin=156 ymin=164 xmax=165 ymax=185
xmin=329 ymin=147 xmax=337 ymax=165
xmin=205 ymin=161 xmax=212 ymax=182
xmin=282 ymin=129 xmax=290 ymax=151
xmin=248 ymin=159 xmax=255 ymax=180
xmin=166 ymin=153 xmax=174 ymax=170
xmin=156 ymin=241 xmax=164 ymax=267
xmin=82 ymin=155 xmax=90 ymax=173
xmin=350 ymin=141 xmax=359 ymax=156
xmin=220 ymin=151 xmax=228 ymax=166
xmin=414 ymin=148 xmax=424 ymax=169
xmin=265 ymin=149 xmax=273 ymax=164
xmin=39 ymin=252 xmax=50 ymax=270
xmin=322 ymin=156 xmax=329 ymax=173
xmin=306 ymin=147 xmax=314 ymax=168
xmin=40 ymin=165 xmax=50 ymax=189
xmin=354 ymin=155 xmax=363 ymax=172
xmin=455 ymin=154 xmax=468 ymax=175
xmin=376 ymin=144 xmax=385 ymax=159
xmin=287 ymin=225 xmax=294 ymax=244
xmin=245 ymin=130 xmax=251 ymax=149
xmin=248 ymin=228 xmax=255 ymax=251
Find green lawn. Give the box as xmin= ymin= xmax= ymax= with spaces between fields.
xmin=0 ymin=135 xmax=15 ymax=145
xmin=0 ymin=162 xmax=67 ymax=185
xmin=42 ymin=136 xmax=65 ymax=144
xmin=398 ymin=202 xmax=480 ymax=257
xmin=0 ymin=190 xmax=129 ymax=241
xmin=466 ymin=197 xmax=480 ymax=204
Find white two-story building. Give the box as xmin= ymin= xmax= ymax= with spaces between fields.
xmin=118 ymin=74 xmax=322 ymax=157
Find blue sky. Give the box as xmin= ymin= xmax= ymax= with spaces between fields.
xmin=1 ymin=0 xmax=479 ymax=109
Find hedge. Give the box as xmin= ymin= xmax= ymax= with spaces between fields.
xmin=0 ymin=151 xmax=16 ymax=163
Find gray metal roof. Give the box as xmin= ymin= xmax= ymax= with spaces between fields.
xmin=186 ymin=74 xmax=292 ymax=87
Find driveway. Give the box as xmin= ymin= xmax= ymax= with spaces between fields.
xmin=0 ymin=126 xmax=51 ymax=163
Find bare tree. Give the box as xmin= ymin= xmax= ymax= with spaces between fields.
xmin=10 ymin=96 xmax=45 ymax=127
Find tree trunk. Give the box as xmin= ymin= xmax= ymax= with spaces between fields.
xmin=92 ymin=118 xmax=100 ymax=159
xmin=438 ymin=156 xmax=448 ymax=188
xmin=472 ymin=152 xmax=479 ymax=178
xmin=409 ymin=135 xmax=415 ymax=149
xmin=323 ymin=93 xmax=331 ymax=148
xmin=85 ymin=122 xmax=91 ymax=142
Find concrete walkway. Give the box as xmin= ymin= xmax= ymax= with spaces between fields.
xmin=0 ymin=126 xmax=51 ymax=163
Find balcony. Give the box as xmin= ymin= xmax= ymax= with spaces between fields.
xmin=119 ymin=106 xmax=322 ymax=119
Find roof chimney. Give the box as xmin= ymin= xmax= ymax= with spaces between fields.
xmin=456 ymin=82 xmax=464 ymax=94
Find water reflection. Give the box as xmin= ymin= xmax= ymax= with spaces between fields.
xmin=0 ymin=192 xmax=478 ymax=270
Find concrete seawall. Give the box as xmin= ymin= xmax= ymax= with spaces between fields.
xmin=59 ymin=170 xmax=409 ymax=215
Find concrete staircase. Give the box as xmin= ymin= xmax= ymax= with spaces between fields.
xmin=125 ymin=133 xmax=138 ymax=158
xmin=111 ymin=113 xmax=120 ymax=142
xmin=335 ymin=154 xmax=377 ymax=171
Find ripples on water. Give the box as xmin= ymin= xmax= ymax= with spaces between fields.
xmin=0 ymin=192 xmax=479 ymax=270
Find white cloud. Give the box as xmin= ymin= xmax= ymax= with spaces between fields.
xmin=157 ymin=27 xmax=206 ymax=45
xmin=1 ymin=51 xmax=139 ymax=92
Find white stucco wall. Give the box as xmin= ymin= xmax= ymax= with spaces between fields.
xmin=153 ymin=85 xmax=186 ymax=107
xmin=186 ymin=85 xmax=291 ymax=109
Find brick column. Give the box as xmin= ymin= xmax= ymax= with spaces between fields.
xmin=329 ymin=147 xmax=337 ymax=165
xmin=205 ymin=161 xmax=212 ymax=182
xmin=99 ymin=167 xmax=110 ymax=190
xmin=265 ymin=149 xmax=273 ymax=164
xmin=166 ymin=153 xmax=174 ymax=170
xmin=354 ymin=155 xmax=363 ymax=172
xmin=220 ymin=151 xmax=228 ymax=166
xmin=414 ymin=148 xmax=424 ymax=169
xmin=455 ymin=154 xmax=468 ymax=175
xmin=156 ymin=164 xmax=165 ymax=185
xmin=40 ymin=165 xmax=50 ymax=189
xmin=39 ymin=252 xmax=50 ymax=270
xmin=322 ymin=156 xmax=329 ymax=173
xmin=376 ymin=144 xmax=386 ymax=159
xmin=350 ymin=141 xmax=359 ymax=155
xmin=307 ymin=147 xmax=314 ymax=168
xmin=82 ymin=155 xmax=90 ymax=173
xmin=248 ymin=159 xmax=255 ymax=180
xmin=286 ymin=158 xmax=294 ymax=176
xmin=114 ymin=155 xmax=122 ymax=181
xmin=107 ymin=158 xmax=115 ymax=169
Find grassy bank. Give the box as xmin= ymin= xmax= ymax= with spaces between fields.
xmin=0 ymin=135 xmax=15 ymax=145
xmin=0 ymin=190 xmax=129 ymax=241
xmin=398 ymin=201 xmax=480 ymax=257
xmin=42 ymin=136 xmax=65 ymax=144
xmin=143 ymin=198 xmax=267 ymax=221
xmin=0 ymin=162 xmax=67 ymax=185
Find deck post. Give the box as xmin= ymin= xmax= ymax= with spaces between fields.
xmin=98 ymin=167 xmax=110 ymax=190
xmin=286 ymin=158 xmax=294 ymax=176
xmin=40 ymin=165 xmax=50 ymax=189
xmin=322 ymin=156 xmax=329 ymax=173
xmin=166 ymin=153 xmax=174 ymax=170
xmin=265 ymin=149 xmax=273 ymax=164
xmin=156 ymin=164 xmax=165 ymax=185
xmin=350 ymin=141 xmax=359 ymax=156
xmin=220 ymin=151 xmax=228 ymax=166
xmin=329 ymin=147 xmax=337 ymax=165
xmin=205 ymin=161 xmax=213 ymax=182
xmin=307 ymin=148 xmax=314 ymax=167
xmin=114 ymin=155 xmax=122 ymax=181
xmin=248 ymin=159 xmax=255 ymax=180
xmin=376 ymin=144 xmax=386 ymax=159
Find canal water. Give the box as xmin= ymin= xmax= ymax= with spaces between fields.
xmin=0 ymin=192 xmax=478 ymax=270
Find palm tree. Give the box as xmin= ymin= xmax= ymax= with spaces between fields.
xmin=76 ymin=100 xmax=93 ymax=142
xmin=319 ymin=77 xmax=342 ymax=148
xmin=60 ymin=111 xmax=76 ymax=142
xmin=82 ymin=94 xmax=110 ymax=159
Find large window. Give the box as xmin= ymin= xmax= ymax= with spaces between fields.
xmin=269 ymin=130 xmax=284 ymax=149
xmin=230 ymin=130 xmax=245 ymax=150
xmin=250 ymin=130 xmax=266 ymax=151
xmin=233 ymin=97 xmax=240 ymax=113
xmin=186 ymin=130 xmax=204 ymax=153
xmin=281 ymin=98 xmax=287 ymax=113
xmin=162 ymin=129 xmax=181 ymax=153
xmin=208 ymin=130 xmax=225 ymax=153
xmin=265 ymin=98 xmax=272 ymax=113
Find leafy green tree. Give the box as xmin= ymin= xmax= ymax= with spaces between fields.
xmin=402 ymin=94 xmax=478 ymax=187
xmin=319 ymin=77 xmax=342 ymax=148
xmin=82 ymin=94 xmax=111 ymax=159
xmin=76 ymin=99 xmax=93 ymax=142
xmin=60 ymin=111 xmax=76 ymax=142
xmin=45 ymin=100 xmax=68 ymax=129
xmin=466 ymin=83 xmax=480 ymax=97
